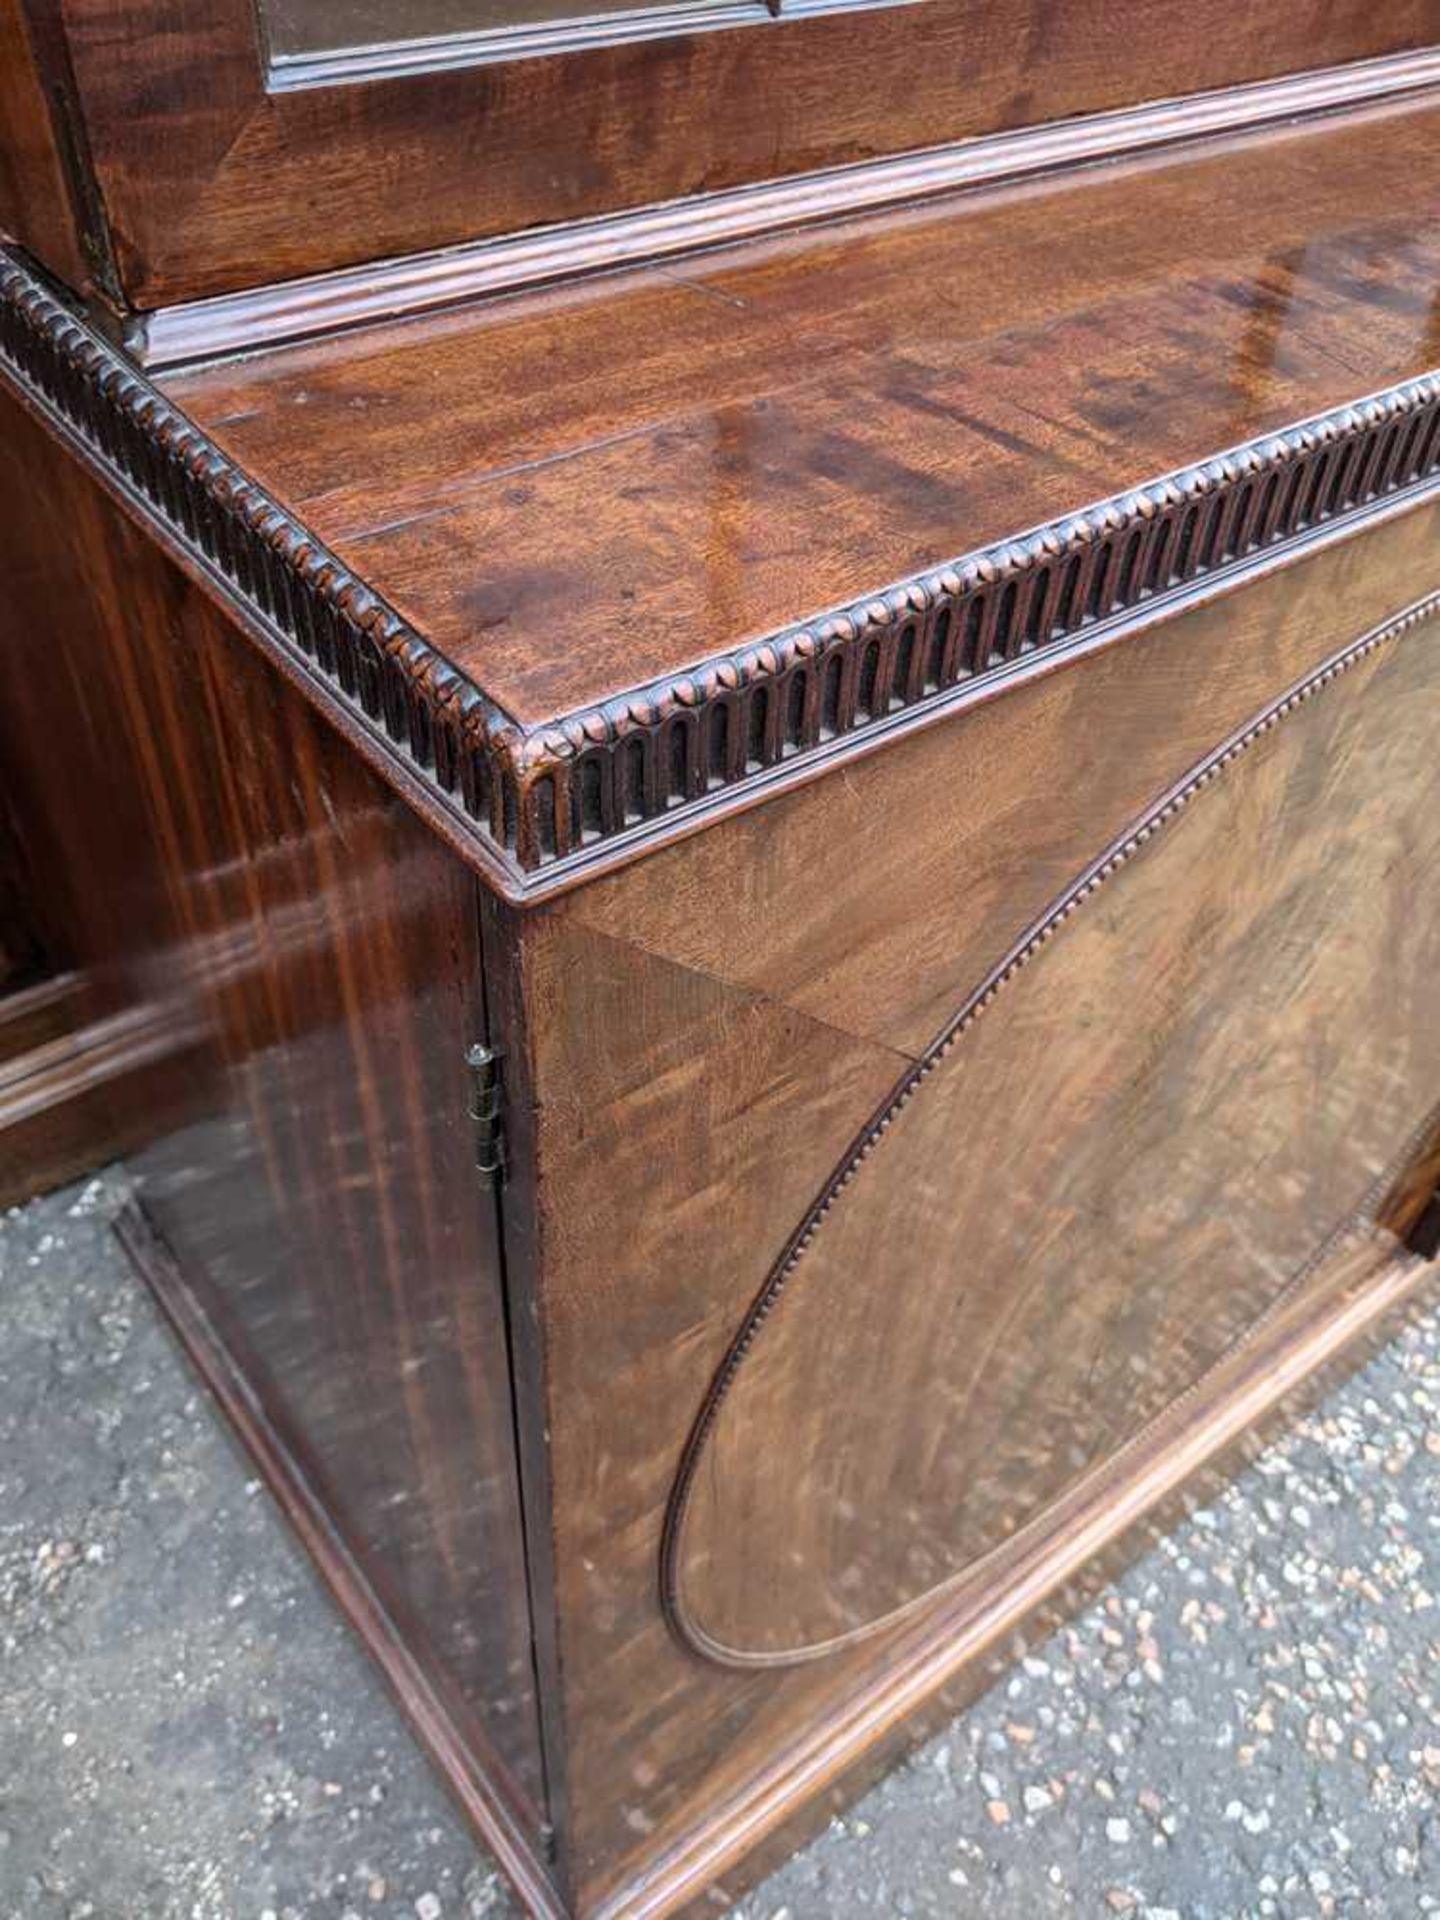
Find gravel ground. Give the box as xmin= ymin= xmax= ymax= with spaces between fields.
xmin=1 ymin=1171 xmax=1437 ymax=1920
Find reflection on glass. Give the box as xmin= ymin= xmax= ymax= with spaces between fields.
xmin=263 ymin=0 xmax=776 ymax=65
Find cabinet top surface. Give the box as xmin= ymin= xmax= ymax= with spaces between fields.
xmin=161 ymin=98 xmax=1440 ymax=738
xmin=5 ymin=92 xmax=1438 ymax=896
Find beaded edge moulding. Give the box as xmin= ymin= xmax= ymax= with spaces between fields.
xmin=659 ymin=588 xmax=1440 ymax=1670
xmin=3 ymin=246 xmax=1440 ymax=888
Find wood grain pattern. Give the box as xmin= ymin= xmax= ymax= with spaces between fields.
xmin=8 ymin=227 xmax=1437 ymax=899
xmin=0 ymin=250 xmax=520 ymax=894
xmin=170 ymin=98 xmax=1440 ymax=725
xmin=165 ymin=99 xmax=1440 ymax=873
xmin=604 ymin=1232 xmax=1440 ymax=1918
xmin=137 ymin=47 xmax=1440 ymax=368
xmin=0 ymin=972 xmax=80 ymax=1058
xmin=112 ymin=1204 xmax=566 ymax=1920
xmin=6 ymin=21 xmax=1440 ymax=1911
xmin=8 ymin=97 xmax=1440 ymax=890
xmin=509 ymin=496 xmax=1440 ymax=1912
xmin=558 ymin=495 xmax=1440 ymax=1064
xmin=55 ymin=0 xmax=1436 ymax=308
xmin=667 ymin=593 xmax=1440 ymax=1662
xmin=0 ymin=790 xmax=46 ymax=994
xmin=0 ymin=987 xmax=198 ymax=1206
xmin=0 ymin=0 xmax=88 ymax=288
xmin=0 ymin=382 xmax=554 ymax=1880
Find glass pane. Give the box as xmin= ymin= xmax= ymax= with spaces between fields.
xmin=263 ymin=0 xmax=768 ymax=62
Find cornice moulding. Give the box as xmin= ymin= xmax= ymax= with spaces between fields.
xmin=3 ymin=246 xmax=1439 ymax=903
xmin=137 ymin=47 xmax=1440 ymax=370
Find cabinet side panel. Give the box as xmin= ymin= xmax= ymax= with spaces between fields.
xmin=521 ymin=495 xmax=1440 ymax=1911
xmin=0 ymin=387 xmax=548 ymax=1834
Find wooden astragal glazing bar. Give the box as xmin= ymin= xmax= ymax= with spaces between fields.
xmin=2 ymin=5 xmax=1440 ymax=1911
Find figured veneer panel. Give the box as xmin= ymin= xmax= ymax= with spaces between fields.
xmin=667 ymin=597 xmax=1440 ymax=1662
xmin=513 ymin=498 xmax=1440 ymax=1911
xmin=563 ymin=494 xmax=1440 ymax=1061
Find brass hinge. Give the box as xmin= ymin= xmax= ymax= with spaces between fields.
xmin=466 ymin=1043 xmax=506 ymax=1189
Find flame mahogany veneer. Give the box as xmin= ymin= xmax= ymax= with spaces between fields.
xmin=3 ymin=20 xmax=1440 ymax=1914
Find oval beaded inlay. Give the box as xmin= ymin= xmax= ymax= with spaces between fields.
xmin=664 ymin=594 xmax=1440 ymax=1666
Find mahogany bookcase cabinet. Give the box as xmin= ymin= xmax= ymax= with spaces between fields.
xmin=3 ymin=3 xmax=1440 ymax=1912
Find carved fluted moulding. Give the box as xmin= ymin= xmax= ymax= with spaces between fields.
xmin=2 ymin=92 xmax=1436 ymax=898
xmin=5 ymin=21 xmax=1440 ymax=1917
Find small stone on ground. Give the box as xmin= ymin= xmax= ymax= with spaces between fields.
xmin=2 ymin=1173 xmax=1437 ymax=1917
